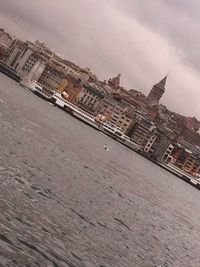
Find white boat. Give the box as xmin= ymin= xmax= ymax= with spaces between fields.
xmin=34 ymin=86 xmax=54 ymax=100
xmin=119 ymin=137 xmax=141 ymax=151
xmin=52 ymin=92 xmax=75 ymax=109
xmin=101 ymin=122 xmax=123 ymax=136
xmin=52 ymin=92 xmax=99 ymax=128
xmin=100 ymin=122 xmax=141 ymax=151
xmin=72 ymin=109 xmax=99 ymax=129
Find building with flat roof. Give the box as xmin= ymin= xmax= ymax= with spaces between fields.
xmin=0 ymin=29 xmax=14 ymax=61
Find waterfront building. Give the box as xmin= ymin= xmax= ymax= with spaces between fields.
xmin=4 ymin=40 xmax=46 ymax=81
xmin=75 ymin=83 xmax=105 ymax=115
xmin=182 ymin=154 xmax=199 ymax=174
xmin=151 ymin=131 xmax=173 ymax=161
xmin=179 ymin=128 xmax=200 ymax=147
xmin=58 ymin=75 xmax=84 ymax=103
xmin=143 ymin=134 xmax=157 ymax=153
xmin=98 ymin=95 xmax=126 ymax=119
xmin=0 ymin=29 xmax=14 ymax=61
xmin=14 ymin=47 xmax=33 ymax=74
xmin=172 ymin=140 xmax=200 ymax=175
xmin=109 ymin=111 xmax=135 ymax=135
xmin=130 ymin=118 xmax=156 ymax=147
xmin=25 ymin=40 xmax=80 ymax=77
xmin=5 ymin=39 xmax=27 ymax=68
xmin=117 ymin=114 xmax=134 ymax=134
xmin=161 ymin=144 xmax=175 ymax=163
xmin=147 ymin=76 xmax=167 ymax=105
xmin=27 ymin=40 xmax=61 ymax=65
xmin=17 ymin=51 xmax=46 ymax=81
xmin=97 ymin=94 xmax=137 ymax=133
xmin=38 ymin=64 xmax=66 ymax=92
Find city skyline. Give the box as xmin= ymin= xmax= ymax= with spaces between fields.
xmin=0 ymin=0 xmax=200 ymax=119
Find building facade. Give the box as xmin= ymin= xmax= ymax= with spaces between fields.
xmin=5 ymin=41 xmax=46 ymax=81
xmin=58 ymin=75 xmax=83 ymax=103
xmin=5 ymin=39 xmax=27 ymax=68
xmin=97 ymin=95 xmax=136 ymax=133
xmin=130 ymin=118 xmax=156 ymax=147
xmin=0 ymin=29 xmax=14 ymax=61
xmin=20 ymin=53 xmax=46 ymax=81
xmin=150 ymin=131 xmax=172 ymax=161
xmin=171 ymin=141 xmax=200 ymax=175
xmin=38 ymin=64 xmax=66 ymax=92
xmin=75 ymin=83 xmax=104 ymax=114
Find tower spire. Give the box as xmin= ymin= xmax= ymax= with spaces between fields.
xmin=147 ymin=75 xmax=168 ymax=105
xmin=157 ymin=75 xmax=167 ymax=88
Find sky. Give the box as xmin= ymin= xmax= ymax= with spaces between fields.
xmin=0 ymin=0 xmax=200 ymax=119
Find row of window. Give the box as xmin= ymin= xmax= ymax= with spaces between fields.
xmin=83 ymin=92 xmax=100 ymax=99
xmin=110 ymin=118 xmax=128 ymax=128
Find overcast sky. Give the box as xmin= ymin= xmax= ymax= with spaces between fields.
xmin=0 ymin=0 xmax=200 ymax=119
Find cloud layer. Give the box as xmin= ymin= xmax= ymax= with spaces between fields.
xmin=0 ymin=0 xmax=200 ymax=118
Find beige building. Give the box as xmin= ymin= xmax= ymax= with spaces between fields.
xmin=111 ymin=112 xmax=134 ymax=134
xmin=75 ymin=83 xmax=105 ymax=114
xmin=97 ymin=95 xmax=135 ymax=133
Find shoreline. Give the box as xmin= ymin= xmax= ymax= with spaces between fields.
xmin=1 ymin=69 xmax=200 ymax=191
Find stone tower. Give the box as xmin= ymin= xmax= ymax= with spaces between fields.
xmin=147 ymin=76 xmax=167 ymax=105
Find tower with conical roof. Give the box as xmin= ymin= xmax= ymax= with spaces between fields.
xmin=147 ymin=76 xmax=167 ymax=105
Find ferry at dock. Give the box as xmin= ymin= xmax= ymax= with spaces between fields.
xmin=100 ymin=122 xmax=123 ymax=136
xmin=52 ymin=92 xmax=99 ymax=129
xmin=34 ymin=85 xmax=54 ymax=101
xmin=20 ymin=79 xmax=54 ymax=100
xmin=20 ymin=79 xmax=42 ymax=92
xmin=100 ymin=122 xmax=141 ymax=151
xmin=52 ymin=92 xmax=141 ymax=150
xmin=158 ymin=162 xmax=200 ymax=189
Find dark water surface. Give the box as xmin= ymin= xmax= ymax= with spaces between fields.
xmin=0 ymin=74 xmax=200 ymax=267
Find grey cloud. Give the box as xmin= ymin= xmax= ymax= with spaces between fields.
xmin=114 ymin=0 xmax=200 ymax=70
xmin=0 ymin=0 xmax=199 ymax=118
